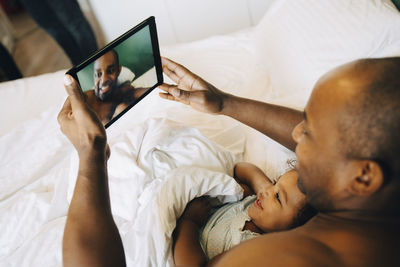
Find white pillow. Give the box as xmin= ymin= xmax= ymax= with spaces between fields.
xmin=253 ymin=0 xmax=400 ymax=107
xmin=117 ymin=66 xmax=135 ymax=85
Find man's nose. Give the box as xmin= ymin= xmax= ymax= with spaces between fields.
xmin=101 ymin=73 xmax=111 ymax=84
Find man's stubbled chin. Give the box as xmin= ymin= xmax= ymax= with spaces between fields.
xmin=95 ymin=84 xmax=113 ymax=101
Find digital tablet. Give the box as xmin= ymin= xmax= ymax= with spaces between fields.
xmin=67 ymin=16 xmax=163 ymax=128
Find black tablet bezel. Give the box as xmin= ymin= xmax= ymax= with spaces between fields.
xmin=67 ymin=16 xmax=163 ymax=128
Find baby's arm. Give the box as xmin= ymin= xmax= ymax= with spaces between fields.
xmin=173 ymin=198 xmax=211 ymax=266
xmin=234 ymin=162 xmax=274 ymax=197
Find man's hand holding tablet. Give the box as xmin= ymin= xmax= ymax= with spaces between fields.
xmin=67 ymin=16 xmax=163 ymax=128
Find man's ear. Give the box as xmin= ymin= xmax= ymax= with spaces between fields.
xmin=118 ymin=65 xmax=122 ymax=76
xmin=347 ymin=160 xmax=384 ymax=196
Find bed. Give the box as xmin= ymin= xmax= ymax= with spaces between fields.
xmin=1 ymin=0 xmax=400 ymax=266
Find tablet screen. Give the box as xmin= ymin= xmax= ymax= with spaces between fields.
xmin=68 ymin=17 xmax=162 ymax=128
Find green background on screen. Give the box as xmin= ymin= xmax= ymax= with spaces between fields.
xmin=77 ymin=25 xmax=155 ymax=92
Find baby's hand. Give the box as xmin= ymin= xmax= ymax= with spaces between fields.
xmin=181 ymin=197 xmax=212 ymax=227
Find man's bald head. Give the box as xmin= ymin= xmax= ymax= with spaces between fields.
xmin=94 ymin=49 xmax=120 ymax=68
xmin=292 ymin=57 xmax=400 ymax=212
xmin=339 ymin=58 xmax=400 ymax=184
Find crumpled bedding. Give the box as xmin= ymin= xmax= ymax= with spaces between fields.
xmin=70 ymin=117 xmax=245 ymax=266
xmin=0 ymin=108 xmax=245 ymax=266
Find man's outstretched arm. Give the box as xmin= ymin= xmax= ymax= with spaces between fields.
xmin=159 ymin=57 xmax=302 ymax=151
xmin=220 ymin=95 xmax=301 ymax=151
xmin=58 ymin=75 xmax=126 ymax=267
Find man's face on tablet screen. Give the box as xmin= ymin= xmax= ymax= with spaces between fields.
xmin=93 ymin=50 xmax=121 ymax=101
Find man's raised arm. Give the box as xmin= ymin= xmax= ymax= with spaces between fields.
xmin=58 ymin=75 xmax=126 ymax=267
xmin=159 ymin=57 xmax=302 ymax=151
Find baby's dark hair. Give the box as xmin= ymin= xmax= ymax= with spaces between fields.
xmin=290 ymin=203 xmax=318 ymax=228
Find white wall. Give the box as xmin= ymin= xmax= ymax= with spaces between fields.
xmin=85 ymin=0 xmax=276 ymax=45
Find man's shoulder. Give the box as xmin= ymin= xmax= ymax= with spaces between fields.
xmin=210 ymin=230 xmax=340 ymax=267
xmin=84 ymin=89 xmax=94 ymax=94
xmin=118 ymin=81 xmax=135 ymax=91
xmin=84 ymin=89 xmax=95 ymax=98
xmin=83 ymin=89 xmax=97 ymax=103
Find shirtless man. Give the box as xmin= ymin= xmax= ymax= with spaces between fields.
xmin=58 ymin=56 xmax=400 ymax=266
xmin=85 ymin=50 xmax=148 ymax=125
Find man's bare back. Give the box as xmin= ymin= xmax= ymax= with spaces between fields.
xmin=213 ymin=214 xmax=399 ymax=266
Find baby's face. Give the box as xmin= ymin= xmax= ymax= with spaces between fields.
xmin=248 ymin=170 xmax=306 ymax=232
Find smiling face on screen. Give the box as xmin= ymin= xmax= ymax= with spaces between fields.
xmin=248 ymin=170 xmax=307 ymax=232
xmin=93 ymin=50 xmax=121 ymax=101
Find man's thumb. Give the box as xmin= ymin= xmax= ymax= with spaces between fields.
xmin=64 ymin=75 xmax=85 ymax=108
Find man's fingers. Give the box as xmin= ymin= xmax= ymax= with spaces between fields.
xmin=158 ymin=92 xmax=177 ymax=101
xmin=64 ymin=75 xmax=86 ymax=110
xmin=159 ymin=83 xmax=181 ymax=97
xmin=162 ymin=57 xmax=182 ymax=84
xmin=159 ymin=83 xmax=191 ymax=105
xmin=161 ymin=57 xmax=195 ymax=84
xmin=60 ymin=96 xmax=72 ymax=114
xmin=158 ymin=83 xmax=175 ymax=92
xmin=162 ymin=65 xmax=180 ymax=83
xmin=159 ymin=83 xmax=188 ymax=99
xmin=161 ymin=57 xmax=179 ymax=70
xmin=57 ymin=97 xmax=72 ymax=125
xmin=159 ymin=91 xmax=190 ymax=105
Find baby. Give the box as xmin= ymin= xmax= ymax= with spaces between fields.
xmin=173 ymin=162 xmax=317 ymax=266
